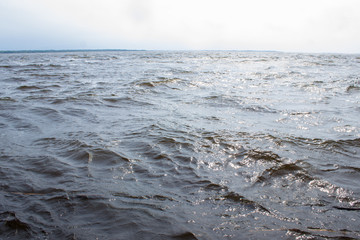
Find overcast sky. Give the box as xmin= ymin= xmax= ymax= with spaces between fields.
xmin=1 ymin=0 xmax=359 ymax=53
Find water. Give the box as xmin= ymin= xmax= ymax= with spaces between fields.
xmin=0 ymin=50 xmax=359 ymax=239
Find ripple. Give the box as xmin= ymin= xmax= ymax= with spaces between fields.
xmin=16 ymin=85 xmax=42 ymax=90
xmin=0 ymin=211 xmax=32 ymax=239
xmin=30 ymin=106 xmax=64 ymax=122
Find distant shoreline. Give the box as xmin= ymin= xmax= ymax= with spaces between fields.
xmin=0 ymin=49 xmax=146 ymax=54
xmin=1 ymin=49 xmax=356 ymax=55
xmin=0 ymin=49 xmax=285 ymax=54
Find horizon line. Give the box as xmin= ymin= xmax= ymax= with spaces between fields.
xmin=0 ymin=48 xmax=279 ymax=53
xmin=0 ymin=48 xmax=358 ymax=55
xmin=0 ymin=49 xmax=146 ymax=54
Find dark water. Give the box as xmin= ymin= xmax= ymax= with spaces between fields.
xmin=0 ymin=50 xmax=359 ymax=239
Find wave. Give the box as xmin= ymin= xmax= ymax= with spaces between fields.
xmin=136 ymin=77 xmax=183 ymax=88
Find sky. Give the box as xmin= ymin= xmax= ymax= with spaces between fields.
xmin=1 ymin=0 xmax=360 ymax=53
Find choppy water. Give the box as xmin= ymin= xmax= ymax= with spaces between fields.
xmin=0 ymin=50 xmax=360 ymax=239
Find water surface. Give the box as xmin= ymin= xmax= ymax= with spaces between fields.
xmin=0 ymin=51 xmax=360 ymax=239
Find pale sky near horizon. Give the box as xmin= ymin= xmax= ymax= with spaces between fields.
xmin=1 ymin=0 xmax=360 ymax=53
